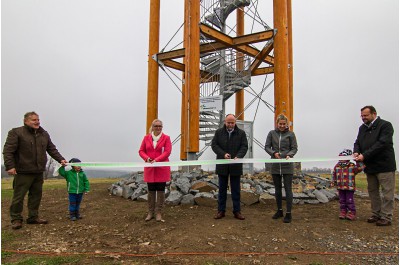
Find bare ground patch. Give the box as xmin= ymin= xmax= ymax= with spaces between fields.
xmin=2 ymin=182 xmax=398 ymax=264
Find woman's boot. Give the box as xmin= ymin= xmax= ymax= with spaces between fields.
xmin=145 ymin=191 xmax=156 ymax=221
xmin=155 ymin=191 xmax=165 ymax=222
xmin=272 ymin=209 xmax=283 ymax=219
xmin=283 ymin=212 xmax=292 ymax=223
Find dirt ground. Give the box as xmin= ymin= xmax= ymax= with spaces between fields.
xmin=2 ymin=181 xmax=399 ymax=265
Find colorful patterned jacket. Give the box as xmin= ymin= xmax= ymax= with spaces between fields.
xmin=331 ymin=162 xmax=363 ymax=191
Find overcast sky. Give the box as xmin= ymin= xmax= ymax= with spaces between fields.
xmin=1 ymin=0 xmax=399 ymax=170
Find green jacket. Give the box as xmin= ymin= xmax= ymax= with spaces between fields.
xmin=59 ymin=167 xmax=90 ymax=194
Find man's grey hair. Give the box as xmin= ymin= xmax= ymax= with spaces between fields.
xmin=24 ymin=111 xmax=39 ymax=120
xmin=225 ymin=113 xmax=237 ymax=120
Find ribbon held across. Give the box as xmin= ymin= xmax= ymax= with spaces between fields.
xmin=67 ymin=156 xmax=354 ymax=168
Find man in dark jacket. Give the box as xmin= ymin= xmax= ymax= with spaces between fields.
xmin=211 ymin=114 xmax=248 ymax=220
xmin=3 ymin=112 xmax=67 ymax=229
xmin=353 ymin=106 xmax=396 ymax=226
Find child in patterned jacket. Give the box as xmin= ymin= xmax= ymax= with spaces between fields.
xmin=331 ymin=149 xmax=363 ymax=220
xmin=59 ymin=158 xmax=90 ymax=221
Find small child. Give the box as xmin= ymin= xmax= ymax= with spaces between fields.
xmin=331 ymin=149 xmax=363 ymax=220
xmin=59 ymin=158 xmax=90 ymax=221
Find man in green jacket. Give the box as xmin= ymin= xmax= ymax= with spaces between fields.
xmin=3 ymin=111 xmax=67 ymax=229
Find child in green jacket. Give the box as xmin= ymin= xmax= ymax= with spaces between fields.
xmin=59 ymin=158 xmax=90 ymax=221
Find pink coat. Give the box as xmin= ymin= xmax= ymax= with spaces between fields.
xmin=139 ymin=133 xmax=172 ymax=183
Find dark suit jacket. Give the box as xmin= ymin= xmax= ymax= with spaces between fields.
xmin=211 ymin=124 xmax=248 ymax=176
xmin=354 ymin=117 xmax=396 ymax=174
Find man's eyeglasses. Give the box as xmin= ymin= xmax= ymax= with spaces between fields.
xmin=153 ymin=125 xmax=163 ymax=128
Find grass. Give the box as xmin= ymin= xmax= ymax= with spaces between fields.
xmin=356 ymin=173 xmax=369 ymax=192
xmin=1 ymin=178 xmax=14 ymax=199
xmin=318 ymin=172 xmax=399 ymax=193
xmin=357 ymin=173 xmax=399 ymax=193
xmin=42 ymin=177 xmax=119 ymax=190
xmin=1 ymin=177 xmax=119 ymax=199
xmin=2 ymin=188 xmax=14 ymax=199
xmin=1 ymin=230 xmax=19 ymax=245
xmin=1 ymin=251 xmax=13 ymax=260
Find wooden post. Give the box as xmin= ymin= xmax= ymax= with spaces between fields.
xmin=235 ymin=7 xmax=245 ymax=121
xmin=146 ymin=0 xmax=160 ymax=132
xmin=287 ymin=0 xmax=293 ymax=129
xmin=184 ymin=0 xmax=200 ymax=158
xmin=180 ymin=0 xmax=189 ymax=160
xmin=273 ymin=0 xmax=290 ymax=123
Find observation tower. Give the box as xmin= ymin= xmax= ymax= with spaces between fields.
xmin=146 ymin=0 xmax=293 ymax=162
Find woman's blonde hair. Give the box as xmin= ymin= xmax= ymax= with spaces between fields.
xmin=148 ymin=119 xmax=163 ymax=133
xmin=276 ymin=113 xmax=288 ymax=124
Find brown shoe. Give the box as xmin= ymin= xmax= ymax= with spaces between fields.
xmin=27 ymin=218 xmax=48 ymax=225
xmin=11 ymin=220 xmax=22 ymax=230
xmin=155 ymin=212 xmax=163 ymax=222
xmin=376 ymin=219 xmax=392 ymax=226
xmin=233 ymin=212 xmax=245 ymax=220
xmin=367 ymin=215 xmax=380 ymax=223
xmin=145 ymin=213 xmax=154 ymax=221
xmin=214 ymin=211 xmax=225 ymax=219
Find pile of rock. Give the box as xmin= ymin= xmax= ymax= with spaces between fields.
xmin=107 ymin=170 xmax=354 ymax=207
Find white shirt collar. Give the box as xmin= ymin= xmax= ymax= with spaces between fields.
xmin=364 ymin=116 xmax=378 ymax=128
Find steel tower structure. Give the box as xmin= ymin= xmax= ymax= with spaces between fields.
xmin=146 ymin=0 xmax=293 ymax=160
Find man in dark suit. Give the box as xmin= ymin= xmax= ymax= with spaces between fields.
xmin=354 ymin=106 xmax=396 ymax=226
xmin=211 ymin=114 xmax=248 ymax=220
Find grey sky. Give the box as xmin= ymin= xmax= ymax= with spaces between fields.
xmin=2 ymin=0 xmax=399 ymax=170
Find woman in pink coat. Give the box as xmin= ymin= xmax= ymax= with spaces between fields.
xmin=139 ymin=119 xmax=172 ymax=222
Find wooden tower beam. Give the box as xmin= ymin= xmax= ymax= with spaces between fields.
xmin=180 ymin=0 xmax=189 ymax=160
xmin=146 ymin=0 xmax=160 ymax=132
xmin=184 ymin=0 xmax=200 ymax=159
xmin=287 ymin=0 xmax=294 ymax=128
xmin=273 ymin=0 xmax=291 ymax=123
xmin=235 ymin=7 xmax=245 ymax=120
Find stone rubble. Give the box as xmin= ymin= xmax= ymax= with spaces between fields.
xmin=108 ymin=170 xmax=373 ymax=207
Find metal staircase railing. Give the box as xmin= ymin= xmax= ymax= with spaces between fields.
xmin=199 ymin=0 xmax=252 ymax=147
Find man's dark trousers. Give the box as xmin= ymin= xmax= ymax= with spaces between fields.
xmin=10 ymin=173 xmax=43 ymax=222
xmin=218 ymin=174 xmax=241 ymax=213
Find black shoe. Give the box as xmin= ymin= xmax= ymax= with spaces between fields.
xmin=283 ymin=213 xmax=292 ymax=223
xmin=272 ymin=210 xmax=284 ymax=219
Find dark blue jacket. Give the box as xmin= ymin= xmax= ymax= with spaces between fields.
xmin=354 ymin=117 xmax=396 ymax=174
